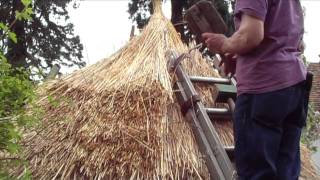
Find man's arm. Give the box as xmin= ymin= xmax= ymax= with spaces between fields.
xmin=202 ymin=14 xmax=264 ymax=55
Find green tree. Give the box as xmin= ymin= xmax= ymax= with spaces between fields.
xmin=0 ymin=0 xmax=85 ymax=78
xmin=0 ymin=0 xmax=39 ymax=178
xmin=128 ymin=0 xmax=235 ymax=42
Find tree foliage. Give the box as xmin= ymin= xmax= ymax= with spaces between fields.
xmin=0 ymin=46 xmax=35 ymax=180
xmin=0 ymin=0 xmax=85 ymax=78
xmin=0 ymin=0 xmax=40 ymax=178
xmin=128 ymin=0 xmax=235 ymax=42
xmin=301 ymin=104 xmax=320 ymax=152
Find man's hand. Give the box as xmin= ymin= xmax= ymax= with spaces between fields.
xmin=221 ymin=53 xmax=237 ymax=77
xmin=202 ymin=14 xmax=264 ymax=55
xmin=202 ymin=33 xmax=236 ymax=76
xmin=202 ymin=33 xmax=227 ymax=54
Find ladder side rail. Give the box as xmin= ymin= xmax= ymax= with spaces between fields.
xmin=174 ymin=62 xmax=235 ymax=180
xmin=175 ymin=82 xmax=226 ymax=180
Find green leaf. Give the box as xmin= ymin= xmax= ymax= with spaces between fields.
xmin=6 ymin=142 xmax=20 ymax=154
xmin=15 ymin=11 xmax=23 ymax=21
xmin=21 ymin=0 xmax=32 ymax=7
xmin=0 ymin=22 xmax=9 ymax=31
xmin=8 ymin=32 xmax=17 ymax=43
xmin=0 ymin=53 xmax=7 ymax=62
xmin=8 ymin=126 xmax=20 ymax=140
xmin=22 ymin=8 xmax=33 ymax=20
xmin=21 ymin=166 xmax=32 ymax=180
xmin=25 ymin=7 xmax=33 ymax=15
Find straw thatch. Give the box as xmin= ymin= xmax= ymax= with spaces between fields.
xmin=15 ymin=0 xmax=318 ymax=179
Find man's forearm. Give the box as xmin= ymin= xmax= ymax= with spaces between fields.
xmin=222 ymin=31 xmax=256 ymax=54
xmin=221 ymin=14 xmax=264 ymax=55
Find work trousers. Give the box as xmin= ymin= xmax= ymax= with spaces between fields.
xmin=234 ymin=81 xmax=308 ymax=180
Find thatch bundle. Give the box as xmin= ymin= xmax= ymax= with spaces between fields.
xmin=16 ymin=0 xmax=318 ymax=179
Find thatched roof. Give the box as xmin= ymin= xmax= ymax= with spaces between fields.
xmin=15 ymin=0 xmax=318 ymax=179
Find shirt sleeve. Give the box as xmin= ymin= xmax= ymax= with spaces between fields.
xmin=235 ymin=0 xmax=268 ymax=21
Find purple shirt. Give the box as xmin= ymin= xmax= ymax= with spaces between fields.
xmin=234 ymin=0 xmax=307 ymax=95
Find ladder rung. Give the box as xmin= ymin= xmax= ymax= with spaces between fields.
xmin=206 ymin=108 xmax=230 ymax=115
xmin=216 ymin=84 xmax=237 ymax=103
xmin=189 ymin=76 xmax=231 ymax=85
xmin=224 ymin=146 xmax=235 ymax=161
xmin=224 ymin=146 xmax=234 ymax=152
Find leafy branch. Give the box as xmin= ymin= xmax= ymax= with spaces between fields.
xmin=0 ymin=0 xmax=33 ymax=44
xmin=302 ymin=104 xmax=320 ymax=152
xmin=0 ymin=0 xmax=38 ymax=179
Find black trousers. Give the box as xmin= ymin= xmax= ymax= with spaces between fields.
xmin=234 ymin=81 xmax=308 ymax=180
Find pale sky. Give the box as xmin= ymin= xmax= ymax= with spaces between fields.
xmin=67 ymin=0 xmax=171 ymax=72
xmin=66 ymin=0 xmax=320 ymax=72
xmin=301 ymin=0 xmax=320 ymax=63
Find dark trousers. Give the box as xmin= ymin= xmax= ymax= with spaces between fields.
xmin=234 ymin=81 xmax=308 ymax=180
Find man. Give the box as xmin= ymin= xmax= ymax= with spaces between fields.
xmin=202 ymin=0 xmax=307 ymax=179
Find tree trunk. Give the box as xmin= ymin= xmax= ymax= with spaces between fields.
xmin=171 ymin=0 xmax=187 ymax=42
xmin=6 ymin=0 xmax=27 ymax=69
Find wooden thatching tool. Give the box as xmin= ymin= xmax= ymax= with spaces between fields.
xmin=185 ymin=0 xmax=228 ymax=43
xmin=184 ymin=0 xmax=237 ymax=103
xmin=185 ymin=1 xmax=236 ymax=92
xmin=184 ymin=0 xmax=236 ymax=78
